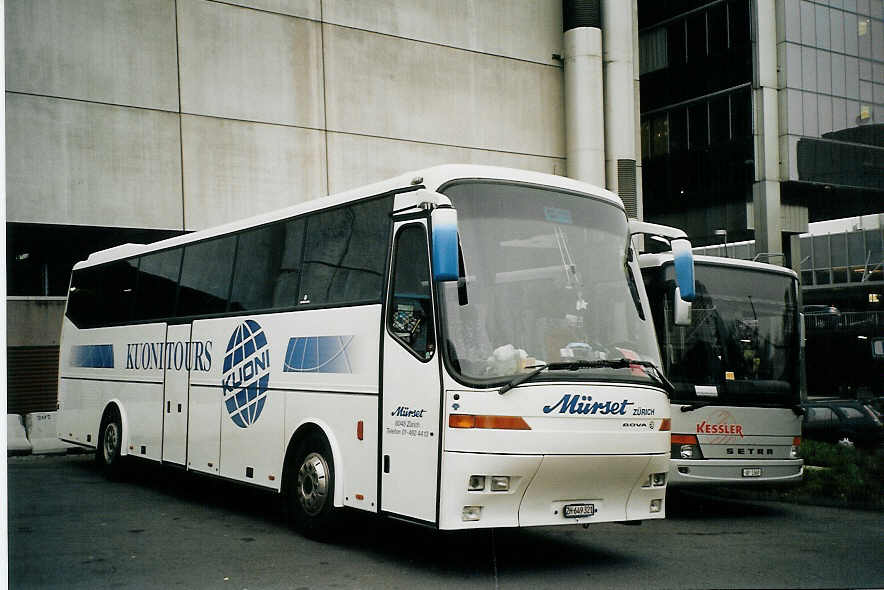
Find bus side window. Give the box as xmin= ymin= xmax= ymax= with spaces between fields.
xmin=388 ymin=225 xmax=435 ymax=361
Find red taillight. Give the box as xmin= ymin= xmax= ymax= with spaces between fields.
xmin=659 ymin=418 xmax=671 ymax=431
xmin=356 ymin=420 xmax=364 ymax=441
xmin=449 ymin=414 xmax=531 ymax=430
xmin=672 ymin=434 xmax=698 ymax=445
xmin=793 ymin=436 xmax=801 ymax=447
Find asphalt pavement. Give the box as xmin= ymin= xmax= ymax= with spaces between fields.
xmin=7 ymin=454 xmax=884 ymax=589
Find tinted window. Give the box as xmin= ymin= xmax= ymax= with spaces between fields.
xmin=229 ymin=218 xmax=305 ymax=312
xmin=299 ymin=198 xmax=392 ymax=306
xmin=388 ymin=225 xmax=435 ymax=360
xmin=839 ymin=406 xmax=865 ymax=420
xmin=178 ymin=236 xmax=236 ymax=316
xmin=67 ymin=258 xmax=138 ymax=328
xmin=806 ymin=406 xmax=836 ymax=423
xmin=135 ymin=248 xmax=182 ymax=321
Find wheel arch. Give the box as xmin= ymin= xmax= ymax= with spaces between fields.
xmin=282 ymin=419 xmax=344 ymax=507
xmin=98 ymin=399 xmax=130 ymax=457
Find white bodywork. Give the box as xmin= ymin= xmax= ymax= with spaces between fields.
xmin=59 ymin=165 xmax=671 ymax=529
xmin=640 ymin=253 xmax=804 ymax=486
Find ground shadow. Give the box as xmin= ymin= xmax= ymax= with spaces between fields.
xmin=665 ymin=487 xmax=790 ymax=520
xmin=68 ymin=454 xmax=641 ymax=578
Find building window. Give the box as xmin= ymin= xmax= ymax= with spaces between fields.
xmin=639 ymin=27 xmax=668 ymax=74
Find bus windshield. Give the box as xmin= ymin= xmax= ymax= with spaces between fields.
xmin=439 ymin=181 xmax=660 ymax=387
xmin=659 ymin=263 xmax=800 ymax=405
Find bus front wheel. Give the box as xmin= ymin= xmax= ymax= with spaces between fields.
xmin=286 ymin=433 xmax=338 ymax=538
xmin=96 ymin=408 xmax=124 ymax=479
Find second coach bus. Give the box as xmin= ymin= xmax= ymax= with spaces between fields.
xmin=640 ymin=254 xmax=804 ymax=486
xmin=58 ymin=165 xmax=695 ymax=533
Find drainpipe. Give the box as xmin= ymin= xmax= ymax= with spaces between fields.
xmin=602 ymin=0 xmax=639 ymax=219
xmin=563 ymin=0 xmax=605 ymax=188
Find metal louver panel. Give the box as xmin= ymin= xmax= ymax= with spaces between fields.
xmin=7 ymin=346 xmax=60 ymax=415
xmin=617 ymin=158 xmax=638 ymax=218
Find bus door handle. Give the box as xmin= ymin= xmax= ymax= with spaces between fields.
xmin=167 ymin=401 xmax=170 ymax=413
xmin=383 ymin=455 xmax=390 ymax=473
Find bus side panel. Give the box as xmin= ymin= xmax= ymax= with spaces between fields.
xmin=188 ymin=306 xmax=380 ymax=496
xmin=284 ymin=394 xmax=379 ymax=511
xmin=58 ymin=318 xmax=166 ymax=461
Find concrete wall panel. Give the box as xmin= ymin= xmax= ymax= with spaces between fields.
xmin=326 ymin=132 xmax=566 ymax=194
xmin=324 ymin=25 xmax=565 ymax=158
xmin=181 ymin=115 xmax=327 ymax=230
xmin=323 ymin=0 xmax=561 ymax=64
xmin=178 ymin=0 xmax=324 ymax=127
xmin=5 ymin=0 xmax=179 ymax=111
xmin=215 ymin=0 xmax=320 ymax=19
xmin=6 ymin=94 xmax=183 ymax=229
xmin=7 ymin=299 xmax=65 ymax=347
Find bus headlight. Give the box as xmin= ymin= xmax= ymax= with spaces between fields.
xmin=462 ymin=506 xmax=482 ymax=521
xmin=790 ymin=436 xmax=801 ymax=459
xmin=642 ymin=472 xmax=668 ymax=488
xmin=468 ymin=475 xmax=485 ymax=491
xmin=649 ymin=499 xmax=663 ymax=513
xmin=490 ymin=476 xmax=510 ymax=492
xmin=672 ymin=434 xmax=703 ymax=460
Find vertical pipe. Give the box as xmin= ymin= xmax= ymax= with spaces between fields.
xmin=563 ymin=0 xmax=605 ymax=187
xmin=602 ymin=0 xmax=639 ymax=217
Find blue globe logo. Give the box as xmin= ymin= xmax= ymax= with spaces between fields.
xmin=222 ymin=320 xmax=271 ymax=428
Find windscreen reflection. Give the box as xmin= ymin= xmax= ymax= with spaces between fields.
xmin=440 ymin=181 xmax=659 ymax=386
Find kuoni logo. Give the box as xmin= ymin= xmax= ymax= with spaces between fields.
xmin=222 ymin=320 xmax=271 ymax=428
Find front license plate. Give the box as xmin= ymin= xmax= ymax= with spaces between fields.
xmin=742 ymin=467 xmax=763 ymax=477
xmin=563 ymin=503 xmax=596 ymax=518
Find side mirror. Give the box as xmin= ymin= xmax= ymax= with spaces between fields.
xmin=431 ymin=206 xmax=459 ymax=282
xmin=671 ymin=238 xmax=695 ymax=301
xmin=674 ymin=287 xmax=692 ymax=326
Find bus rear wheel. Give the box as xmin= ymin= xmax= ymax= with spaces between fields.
xmin=286 ymin=433 xmax=337 ymax=539
xmin=96 ymin=409 xmax=124 ymax=479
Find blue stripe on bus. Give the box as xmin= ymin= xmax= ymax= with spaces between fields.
xmin=71 ymin=344 xmax=115 ymax=368
xmin=283 ymin=336 xmax=354 ymax=373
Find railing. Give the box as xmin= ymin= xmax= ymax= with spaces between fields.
xmin=804 ymin=311 xmax=884 ymax=331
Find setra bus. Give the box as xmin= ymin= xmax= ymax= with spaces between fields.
xmin=57 ymin=165 xmax=695 ymax=533
xmin=640 ymin=253 xmax=804 ymax=486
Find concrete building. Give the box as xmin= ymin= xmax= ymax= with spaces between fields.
xmin=637 ymin=0 xmax=883 ymax=266
xmin=6 ymin=0 xmax=647 ymax=413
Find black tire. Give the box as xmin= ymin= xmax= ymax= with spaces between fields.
xmin=96 ymin=408 xmax=125 ymax=479
xmin=286 ymin=433 xmax=338 ymax=539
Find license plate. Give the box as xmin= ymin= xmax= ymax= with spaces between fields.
xmin=742 ymin=467 xmax=763 ymax=477
xmin=563 ymin=503 xmax=596 ymax=518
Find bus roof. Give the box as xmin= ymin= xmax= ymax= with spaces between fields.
xmin=77 ymin=165 xmax=623 ymax=269
xmin=639 ymin=252 xmax=799 ymax=280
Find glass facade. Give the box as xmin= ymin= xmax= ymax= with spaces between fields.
xmin=800 ymin=214 xmax=884 ymax=287
xmin=638 ymin=0 xmax=755 ymax=244
xmin=779 ymin=0 xmax=884 ymax=190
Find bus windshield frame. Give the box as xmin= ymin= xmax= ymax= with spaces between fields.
xmin=437 ymin=180 xmax=661 ymax=389
xmin=653 ymin=261 xmax=801 ymax=407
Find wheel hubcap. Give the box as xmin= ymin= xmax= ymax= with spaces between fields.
xmin=297 ymin=452 xmax=329 ymax=516
xmin=103 ymin=422 xmax=119 ymax=463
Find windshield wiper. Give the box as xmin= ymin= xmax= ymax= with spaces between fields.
xmin=680 ymin=402 xmax=710 ymax=412
xmin=682 ymin=402 xmax=805 ymax=415
xmin=498 ymin=358 xmax=674 ymax=396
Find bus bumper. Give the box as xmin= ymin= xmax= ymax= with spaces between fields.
xmin=667 ymin=458 xmax=804 ymax=486
xmin=438 ymin=451 xmax=669 ymax=530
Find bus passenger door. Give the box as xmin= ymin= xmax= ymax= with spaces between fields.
xmin=381 ymin=223 xmax=442 ymax=524
xmin=163 ymin=324 xmax=192 ymax=466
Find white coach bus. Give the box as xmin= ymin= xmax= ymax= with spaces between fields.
xmin=58 ymin=165 xmax=695 ymax=533
xmin=639 ymin=254 xmax=804 ymax=486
